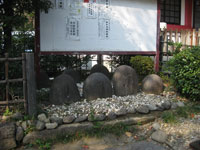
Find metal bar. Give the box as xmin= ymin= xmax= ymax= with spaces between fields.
xmin=0 ymin=78 xmax=24 ymax=84
xmin=22 ymin=53 xmax=27 ymax=114
xmin=0 ymin=99 xmax=25 ymax=105
xmin=0 ymin=57 xmax=23 ymax=62
xmin=5 ymin=53 xmax=9 ymax=108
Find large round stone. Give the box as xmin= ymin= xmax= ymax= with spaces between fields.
xmin=50 ymin=74 xmax=80 ymax=105
xmin=90 ymin=64 xmax=110 ymax=79
xmin=36 ymin=69 xmax=51 ymax=89
xmin=63 ymin=69 xmax=81 ymax=83
xmin=142 ymin=74 xmax=164 ymax=95
xmin=112 ymin=65 xmax=138 ymax=96
xmin=83 ymin=73 xmax=112 ymax=100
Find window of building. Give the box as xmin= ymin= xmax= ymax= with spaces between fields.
xmin=160 ymin=0 xmax=181 ymax=25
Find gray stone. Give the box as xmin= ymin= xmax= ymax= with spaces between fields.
xmin=22 ymin=121 xmax=28 ymax=131
xmin=74 ymin=115 xmax=88 ymax=123
xmin=107 ymin=112 xmax=117 ymax=120
xmin=90 ymin=64 xmax=110 ymax=79
xmin=151 ymin=130 xmax=168 ymax=143
xmin=177 ymin=101 xmax=185 ymax=107
xmin=50 ymin=116 xmax=63 ymax=125
xmin=63 ymin=69 xmax=81 ymax=83
xmin=83 ymin=73 xmax=112 ymax=101
xmin=63 ymin=116 xmax=75 ymax=124
xmin=171 ymin=102 xmax=178 ymax=109
xmin=50 ymin=74 xmax=80 ymax=105
xmin=152 ymin=123 xmax=161 ymax=131
xmin=36 ymin=121 xmax=45 ymax=131
xmin=23 ymin=122 xmax=94 ymax=144
xmin=126 ymin=107 xmax=136 ymax=114
xmin=142 ymin=74 xmax=164 ymax=95
xmin=16 ymin=126 xmax=24 ymax=142
xmin=189 ymin=140 xmax=200 ymax=150
xmin=0 ymin=122 xmax=16 ymax=150
xmin=0 ymin=122 xmax=16 ymax=139
xmin=105 ymin=141 xmax=166 ymax=150
xmin=0 ymin=138 xmax=17 ymax=150
xmin=136 ymin=105 xmax=150 ymax=114
xmin=88 ymin=114 xmax=106 ymax=121
xmin=161 ymin=101 xmax=171 ymax=110
xmin=115 ymin=108 xmax=127 ymax=116
xmin=36 ymin=69 xmax=51 ymax=89
xmin=11 ymin=112 xmax=23 ymax=120
xmin=112 ymin=65 xmax=138 ymax=96
xmin=45 ymin=122 xmax=58 ymax=130
xmin=38 ymin=113 xmax=49 ymax=123
xmin=156 ymin=104 xmax=165 ymax=111
xmin=148 ymin=104 xmax=158 ymax=111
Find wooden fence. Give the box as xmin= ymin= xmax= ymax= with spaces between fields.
xmin=0 ymin=53 xmax=37 ymax=116
xmin=161 ymin=29 xmax=200 ymax=53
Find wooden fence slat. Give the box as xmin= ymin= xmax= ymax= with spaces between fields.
xmin=0 ymin=78 xmax=24 ymax=84
xmin=0 ymin=57 xmax=23 ymax=62
xmin=0 ymin=99 xmax=25 ymax=105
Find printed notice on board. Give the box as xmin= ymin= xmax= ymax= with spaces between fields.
xmin=98 ymin=0 xmax=111 ymax=19
xmin=87 ymin=0 xmax=97 ymax=18
xmin=66 ymin=17 xmax=80 ymax=40
xmin=98 ymin=19 xmax=110 ymax=40
xmin=68 ymin=0 xmax=82 ymax=17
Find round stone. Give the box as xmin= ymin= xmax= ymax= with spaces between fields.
xmin=112 ymin=65 xmax=138 ymax=96
xmin=63 ymin=69 xmax=81 ymax=83
xmin=36 ymin=69 xmax=51 ymax=89
xmin=142 ymin=74 xmax=164 ymax=95
xmin=90 ymin=64 xmax=110 ymax=79
xmin=83 ymin=73 xmax=112 ymax=101
xmin=50 ymin=74 xmax=80 ymax=105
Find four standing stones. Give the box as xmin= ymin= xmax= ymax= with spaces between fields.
xmin=50 ymin=74 xmax=80 ymax=105
xmin=112 ymin=65 xmax=138 ymax=96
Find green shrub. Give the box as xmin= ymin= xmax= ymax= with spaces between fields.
xmin=130 ymin=56 xmax=154 ymax=80
xmin=168 ymin=46 xmax=200 ymax=101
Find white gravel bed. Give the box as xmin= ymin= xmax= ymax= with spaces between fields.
xmin=43 ymin=92 xmax=177 ymax=118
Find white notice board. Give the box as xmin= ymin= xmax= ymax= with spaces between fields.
xmin=40 ymin=0 xmax=158 ymax=53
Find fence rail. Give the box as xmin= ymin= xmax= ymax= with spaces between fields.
xmin=161 ymin=28 xmax=200 ymax=54
xmin=0 ymin=53 xmax=27 ymax=113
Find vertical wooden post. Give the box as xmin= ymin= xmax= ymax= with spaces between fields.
xmin=97 ymin=54 xmax=102 ymax=65
xmin=5 ymin=53 xmax=9 ymax=108
xmin=35 ymin=5 xmax=40 ymax=78
xmin=26 ymin=53 xmax=37 ymax=116
xmin=22 ymin=53 xmax=27 ymax=114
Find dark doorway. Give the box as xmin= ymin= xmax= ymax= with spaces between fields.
xmin=194 ymin=0 xmax=200 ymax=29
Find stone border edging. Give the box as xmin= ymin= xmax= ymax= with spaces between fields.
xmin=23 ymin=112 xmax=160 ymax=144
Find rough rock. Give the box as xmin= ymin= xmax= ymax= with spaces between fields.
xmin=38 ymin=113 xmax=49 ymax=123
xmin=21 ymin=121 xmax=28 ymax=131
xmin=50 ymin=74 xmax=80 ymax=105
xmin=126 ymin=107 xmax=136 ymax=114
xmin=106 ymin=141 xmax=166 ymax=150
xmin=177 ymin=101 xmax=185 ymax=107
xmin=63 ymin=116 xmax=75 ymax=124
xmin=112 ymin=65 xmax=138 ymax=96
xmin=74 ymin=115 xmax=88 ymax=123
xmin=152 ymin=123 xmax=161 ymax=131
xmin=83 ymin=73 xmax=112 ymax=100
xmin=107 ymin=112 xmax=117 ymax=120
xmin=151 ymin=130 xmax=167 ymax=143
xmin=36 ymin=121 xmax=45 ymax=131
xmin=0 ymin=122 xmax=16 ymax=150
xmin=142 ymin=74 xmax=164 ymax=95
xmin=115 ymin=108 xmax=127 ymax=116
xmin=90 ymin=64 xmax=110 ymax=79
xmin=136 ymin=105 xmax=150 ymax=114
xmin=148 ymin=104 xmax=157 ymax=111
xmin=189 ymin=140 xmax=200 ymax=150
xmin=63 ymin=69 xmax=81 ymax=83
xmin=11 ymin=112 xmax=23 ymax=120
xmin=50 ymin=116 xmax=63 ymax=125
xmin=16 ymin=126 xmax=24 ymax=142
xmin=171 ymin=102 xmax=178 ymax=109
xmin=161 ymin=101 xmax=171 ymax=110
xmin=88 ymin=114 xmax=106 ymax=121
xmin=36 ymin=69 xmax=51 ymax=89
xmin=45 ymin=122 xmax=58 ymax=130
